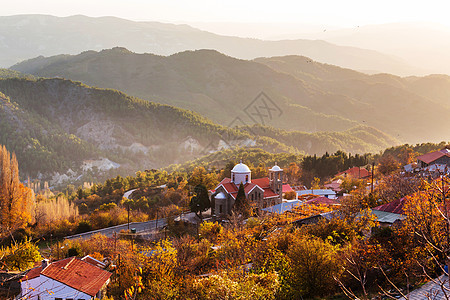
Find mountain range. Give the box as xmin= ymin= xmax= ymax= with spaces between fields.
xmin=0 ymin=14 xmax=419 ymax=75
xmin=11 ymin=48 xmax=450 ymax=144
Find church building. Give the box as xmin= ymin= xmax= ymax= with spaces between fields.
xmin=211 ymin=161 xmax=284 ymax=218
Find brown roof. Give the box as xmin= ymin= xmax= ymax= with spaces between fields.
xmin=417 ymin=149 xmax=450 ymax=164
xmin=336 ymin=167 xmax=370 ymax=179
xmin=40 ymin=257 xmax=111 ymax=297
xmin=374 ymin=197 xmax=406 ymax=214
xmin=305 ymin=196 xmax=339 ymax=206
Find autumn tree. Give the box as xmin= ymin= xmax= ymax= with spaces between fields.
xmin=0 ymin=238 xmax=41 ymax=271
xmin=377 ymin=154 xmax=401 ymax=175
xmin=376 ymin=173 xmax=421 ymax=203
xmin=286 ymin=234 xmax=343 ymax=298
xmin=0 ymin=145 xmax=34 ymax=237
xmin=285 ymin=162 xmax=301 ymax=185
xmin=252 ymin=162 xmax=268 ymax=179
xmin=188 ymin=167 xmax=218 ymax=190
xmin=310 ymin=177 xmax=321 ymax=189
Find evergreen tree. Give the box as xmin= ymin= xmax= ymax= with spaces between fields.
xmin=189 ymin=184 xmax=210 ymax=219
xmin=233 ymin=183 xmax=251 ymax=218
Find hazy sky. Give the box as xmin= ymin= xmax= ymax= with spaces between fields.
xmin=3 ymin=0 xmax=450 ymax=28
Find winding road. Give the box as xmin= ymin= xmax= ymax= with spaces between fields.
xmin=65 ymin=189 xmax=167 ymax=240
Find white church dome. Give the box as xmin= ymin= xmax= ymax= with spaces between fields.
xmin=231 ymin=162 xmax=251 ymax=173
xmin=215 ymin=192 xmax=226 ymax=200
xmin=269 ymin=164 xmax=283 ymax=172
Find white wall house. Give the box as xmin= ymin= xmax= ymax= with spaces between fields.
xmin=19 ymin=257 xmax=111 ymax=300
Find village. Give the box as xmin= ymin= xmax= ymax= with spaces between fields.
xmin=1 ymin=145 xmax=450 ymax=299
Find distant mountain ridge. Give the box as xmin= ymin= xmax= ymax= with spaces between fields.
xmin=11 ymin=48 xmax=450 ymax=144
xmin=0 ymin=14 xmax=419 ymax=75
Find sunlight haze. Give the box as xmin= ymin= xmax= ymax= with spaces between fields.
xmin=3 ymin=0 xmax=450 ymax=30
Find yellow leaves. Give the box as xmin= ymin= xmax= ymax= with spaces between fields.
xmin=199 ymin=221 xmax=223 ymax=243
xmin=354 ymin=208 xmax=379 ymax=235
xmin=0 ymin=144 xmax=34 ymax=236
xmin=192 ymin=270 xmax=280 ymax=300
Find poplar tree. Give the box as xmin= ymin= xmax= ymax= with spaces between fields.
xmin=0 ymin=145 xmax=33 ymax=236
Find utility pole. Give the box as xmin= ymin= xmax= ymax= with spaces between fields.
xmin=127 ymin=202 xmax=130 ymax=231
xmin=371 ymin=162 xmax=375 ymax=194
xmin=114 ymin=231 xmax=117 ymax=255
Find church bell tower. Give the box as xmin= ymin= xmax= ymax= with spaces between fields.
xmin=269 ymin=163 xmax=283 ymax=200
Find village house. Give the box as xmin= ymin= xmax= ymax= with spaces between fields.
xmin=372 ymin=197 xmax=406 ymax=226
xmin=19 ymin=256 xmax=111 ymax=300
xmin=335 ymin=166 xmax=370 ymax=179
xmin=211 ymin=162 xmax=284 ymax=217
xmin=416 ymin=148 xmax=450 ymax=169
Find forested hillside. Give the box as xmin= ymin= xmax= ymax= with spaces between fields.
xmin=0 ymin=77 xmax=399 ymax=183
xmin=12 ymin=48 xmax=450 ymax=143
xmin=0 ymin=77 xmax=250 ymax=179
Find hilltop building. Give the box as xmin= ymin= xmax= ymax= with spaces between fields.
xmin=211 ymin=161 xmax=284 ymax=217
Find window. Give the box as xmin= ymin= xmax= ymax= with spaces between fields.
xmin=245 ymin=175 xmax=248 ymax=182
xmin=219 ymin=205 xmax=223 ymax=213
xmin=232 ymin=174 xmax=235 ymax=181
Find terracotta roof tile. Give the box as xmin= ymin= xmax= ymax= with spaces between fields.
xmin=40 ymin=257 xmax=111 ymax=297
xmin=216 ymin=177 xmax=279 ymax=199
xmin=282 ymin=184 xmax=294 ymax=193
xmin=22 ymin=266 xmax=42 ymax=281
xmin=251 ymin=178 xmax=270 ymax=188
xmin=263 ymin=189 xmax=279 ymax=198
xmin=336 ymin=167 xmax=370 ymax=179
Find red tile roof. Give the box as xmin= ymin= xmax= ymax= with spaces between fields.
xmin=263 ymin=189 xmax=279 ymax=198
xmin=325 ymin=182 xmax=343 ymax=192
xmin=282 ymin=184 xmax=294 ymax=193
xmin=22 ymin=266 xmax=42 ymax=281
xmin=417 ymin=149 xmax=450 ymax=164
xmin=374 ymin=197 xmax=406 ymax=214
xmin=40 ymin=257 xmax=111 ymax=297
xmin=305 ymin=196 xmax=339 ymax=206
xmin=336 ymin=167 xmax=370 ymax=179
xmin=216 ymin=177 xmax=279 ymax=199
xmin=251 ymin=177 xmax=270 ymax=188
xmin=244 ymin=183 xmax=259 ymax=194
